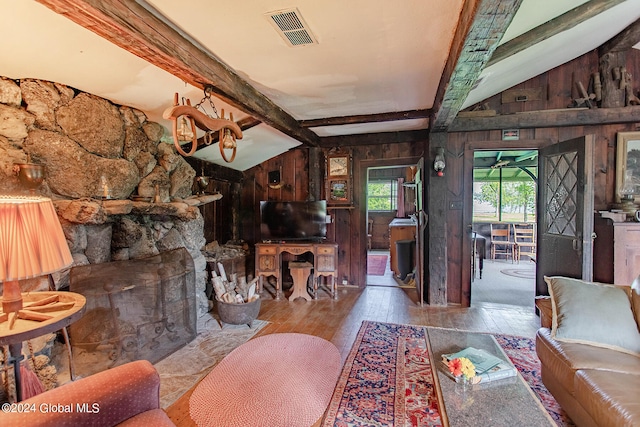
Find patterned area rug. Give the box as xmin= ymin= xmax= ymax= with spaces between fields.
xmin=322 ymin=321 xmax=574 ymax=427
xmin=494 ymin=333 xmax=575 ymax=427
xmin=500 ymin=267 xmax=536 ymax=279
xmin=322 ymin=321 xmax=442 ymax=426
xmin=367 ymin=254 xmax=388 ymax=276
xmin=190 ymin=333 xmax=342 ymax=427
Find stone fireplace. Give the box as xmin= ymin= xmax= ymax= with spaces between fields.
xmin=0 ymin=76 xmax=210 ymax=314
xmin=0 ymin=76 xmax=216 ymax=393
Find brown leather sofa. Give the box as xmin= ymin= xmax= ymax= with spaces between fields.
xmin=536 ymin=276 xmax=640 ymax=427
xmin=537 ymin=327 xmax=640 ymax=427
xmin=0 ymin=359 xmax=175 ymax=427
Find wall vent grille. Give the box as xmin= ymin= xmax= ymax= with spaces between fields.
xmin=265 ymin=8 xmax=318 ymax=47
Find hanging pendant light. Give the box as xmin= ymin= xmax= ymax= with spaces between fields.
xmin=163 ymin=87 xmax=243 ymax=159
xmin=218 ymin=110 xmax=237 ymax=163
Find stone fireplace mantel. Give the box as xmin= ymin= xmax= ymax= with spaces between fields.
xmin=54 ymin=194 xmax=222 ymax=225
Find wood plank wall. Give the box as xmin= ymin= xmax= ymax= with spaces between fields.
xmin=241 ymin=142 xmax=424 ymax=288
xmin=186 ymin=158 xmax=244 ymax=244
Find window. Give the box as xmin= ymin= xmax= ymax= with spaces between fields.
xmin=473 ymin=180 xmax=536 ymax=222
xmin=473 ymin=150 xmax=538 ymax=223
xmin=368 ymin=180 xmax=398 ymax=211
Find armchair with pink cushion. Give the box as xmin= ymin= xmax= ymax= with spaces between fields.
xmin=0 ymin=359 xmax=175 ymax=427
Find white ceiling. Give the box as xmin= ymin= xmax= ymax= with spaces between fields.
xmin=2 ymin=0 xmax=640 ymax=170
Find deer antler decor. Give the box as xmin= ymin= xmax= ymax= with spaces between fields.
xmin=163 ymin=87 xmax=243 ymax=160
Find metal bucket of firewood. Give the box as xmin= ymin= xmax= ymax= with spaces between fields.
xmin=216 ymin=297 xmax=261 ymax=327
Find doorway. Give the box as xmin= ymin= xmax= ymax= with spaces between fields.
xmin=470 ymin=150 xmax=538 ymax=308
xmin=366 ymin=164 xmax=418 ymax=287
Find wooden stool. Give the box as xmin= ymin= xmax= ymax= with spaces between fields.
xmin=288 ymin=262 xmax=313 ymax=302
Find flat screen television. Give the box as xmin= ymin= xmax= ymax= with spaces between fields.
xmin=260 ymin=200 xmax=327 ymax=242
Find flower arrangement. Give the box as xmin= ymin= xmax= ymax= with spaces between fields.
xmin=447 ymin=357 xmax=476 ymax=382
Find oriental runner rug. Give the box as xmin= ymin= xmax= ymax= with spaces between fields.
xmin=322 ymin=321 xmax=441 ymax=426
xmin=322 ymin=321 xmax=574 ymax=427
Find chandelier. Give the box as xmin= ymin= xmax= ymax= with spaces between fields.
xmin=163 ymin=86 xmax=243 ymax=162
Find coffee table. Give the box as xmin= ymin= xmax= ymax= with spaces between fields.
xmin=426 ymin=327 xmax=555 ymax=427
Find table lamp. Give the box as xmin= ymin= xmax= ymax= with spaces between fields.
xmin=0 ymin=195 xmax=73 ymax=323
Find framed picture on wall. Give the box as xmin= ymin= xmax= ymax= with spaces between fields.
xmin=325 ymin=150 xmax=353 ymax=206
xmin=329 ymin=179 xmax=348 ymax=202
xmin=616 ymin=131 xmax=640 ymax=203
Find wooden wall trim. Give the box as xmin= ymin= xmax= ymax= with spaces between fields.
xmin=427 ymin=133 xmax=448 ymax=305
xmin=466 ymin=138 xmax=554 ymax=150
xmin=450 ymin=106 xmax=640 ymax=132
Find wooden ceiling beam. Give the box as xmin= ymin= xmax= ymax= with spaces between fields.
xmin=36 ymin=0 xmax=321 ymax=147
xmin=599 ymin=17 xmax=640 ymax=55
xmin=489 ymin=0 xmax=626 ymax=67
xmin=319 ymin=130 xmax=428 ymax=148
xmin=450 ymin=106 xmax=640 ymax=132
xmin=299 ymin=110 xmax=431 ymax=128
xmin=431 ymin=0 xmax=524 ymax=132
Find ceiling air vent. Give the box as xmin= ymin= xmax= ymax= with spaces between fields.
xmin=265 ymin=8 xmax=318 ymax=47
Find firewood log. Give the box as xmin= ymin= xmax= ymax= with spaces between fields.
xmin=212 ymin=276 xmax=227 ymax=301
xmin=217 ymin=262 xmax=228 ymax=282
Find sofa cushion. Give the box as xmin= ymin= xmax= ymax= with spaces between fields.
xmin=545 ymin=276 xmax=640 ymax=355
xmin=536 ymin=328 xmax=640 ymax=395
xmin=575 ymin=369 xmax=640 ymax=427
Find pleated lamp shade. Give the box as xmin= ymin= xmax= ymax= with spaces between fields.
xmin=0 ymin=195 xmax=73 ymax=282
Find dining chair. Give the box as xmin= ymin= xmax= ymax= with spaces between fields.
xmin=513 ymin=223 xmax=537 ymax=263
xmin=490 ymin=223 xmax=516 ymax=262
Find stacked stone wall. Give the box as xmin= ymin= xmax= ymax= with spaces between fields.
xmin=0 ymin=77 xmax=209 ymax=316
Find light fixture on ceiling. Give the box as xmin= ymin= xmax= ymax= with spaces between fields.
xmin=177 ymin=116 xmax=195 ymax=142
xmin=163 ymin=86 xmax=242 ymax=161
xmin=219 ymin=110 xmax=237 ymax=163
xmin=491 ymin=160 xmax=510 ymax=169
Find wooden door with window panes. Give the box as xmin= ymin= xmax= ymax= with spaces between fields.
xmin=536 ymin=135 xmax=595 ymax=296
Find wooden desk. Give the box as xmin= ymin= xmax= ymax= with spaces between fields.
xmin=255 ymin=242 xmax=338 ymax=300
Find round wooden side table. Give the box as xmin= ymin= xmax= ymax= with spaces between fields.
xmin=0 ymin=291 xmax=86 ymax=401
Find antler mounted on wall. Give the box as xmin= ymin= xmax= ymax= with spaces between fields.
xmin=163 ymin=89 xmax=243 ymax=161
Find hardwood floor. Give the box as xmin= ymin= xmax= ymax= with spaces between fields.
xmin=166 ymin=285 xmax=542 ymax=426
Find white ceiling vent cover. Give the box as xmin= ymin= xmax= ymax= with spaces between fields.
xmin=265 ymin=8 xmax=318 ymax=47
